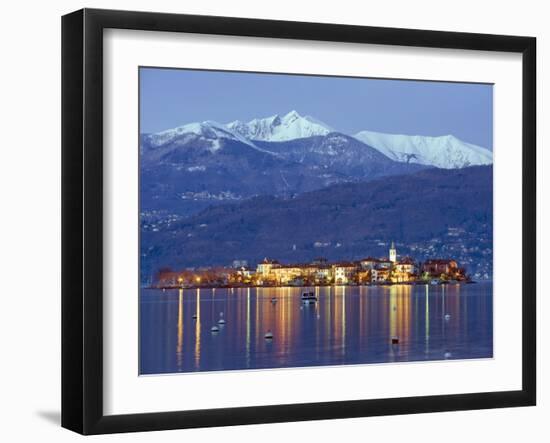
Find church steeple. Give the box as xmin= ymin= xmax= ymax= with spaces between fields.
xmin=389 ymin=241 xmax=397 ymax=263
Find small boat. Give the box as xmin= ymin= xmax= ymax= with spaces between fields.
xmin=271 ymin=297 xmax=277 ymax=303
xmin=211 ymin=325 xmax=220 ymax=333
xmin=264 ymin=330 xmax=273 ymax=340
xmin=301 ymin=291 xmax=317 ymax=304
xmin=192 ymin=314 xmax=197 ymax=320
xmin=391 ymin=336 xmax=399 ymax=345
xmin=430 ymin=279 xmax=440 ymax=285
xmin=444 ymin=314 xmax=451 ymax=321
xmin=218 ymin=312 xmax=226 ymax=324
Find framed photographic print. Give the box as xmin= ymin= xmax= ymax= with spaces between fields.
xmin=62 ymin=8 xmax=536 ymax=434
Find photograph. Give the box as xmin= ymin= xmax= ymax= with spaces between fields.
xmin=138 ymin=68 xmax=494 ymax=375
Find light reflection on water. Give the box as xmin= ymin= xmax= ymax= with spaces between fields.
xmin=140 ymin=283 xmax=493 ymax=375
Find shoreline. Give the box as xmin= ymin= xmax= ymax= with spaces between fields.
xmin=142 ymin=280 xmax=483 ymax=291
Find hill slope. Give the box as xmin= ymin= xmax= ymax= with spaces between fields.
xmin=140 ymin=128 xmax=426 ymax=217
xmin=140 ymin=166 xmax=493 ymax=280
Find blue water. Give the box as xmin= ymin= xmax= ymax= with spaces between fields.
xmin=139 ymin=283 xmax=493 ymax=375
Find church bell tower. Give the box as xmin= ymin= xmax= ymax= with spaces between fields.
xmin=389 ymin=241 xmax=397 ymax=263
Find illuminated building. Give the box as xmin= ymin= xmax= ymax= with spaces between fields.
xmin=332 ymin=262 xmax=357 ymax=284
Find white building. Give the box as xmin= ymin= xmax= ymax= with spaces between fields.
xmin=256 ymin=258 xmax=280 ymax=278
xmin=371 ymin=267 xmax=390 ymax=283
xmin=389 ymin=241 xmax=397 ymax=263
xmin=332 ymin=263 xmax=357 ymax=284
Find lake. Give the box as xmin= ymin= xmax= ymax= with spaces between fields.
xmin=139 ymin=283 xmax=493 ymax=375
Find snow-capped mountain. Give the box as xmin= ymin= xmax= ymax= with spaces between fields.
xmin=141 ymin=119 xmax=291 ymax=164
xmin=144 ymin=120 xmax=257 ymax=152
xmin=353 ymin=131 xmax=492 ymax=169
xmin=141 ymin=111 xmax=492 ymax=170
xmin=226 ymin=110 xmax=332 ymax=141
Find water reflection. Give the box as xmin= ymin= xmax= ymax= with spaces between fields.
xmin=194 ymin=288 xmax=201 ymax=369
xmin=425 ymin=284 xmax=430 ymax=353
xmin=139 ymin=283 xmax=493 ymax=375
xmin=176 ymin=289 xmax=183 ymax=369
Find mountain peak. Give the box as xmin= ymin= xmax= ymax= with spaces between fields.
xmin=147 ymin=119 xmax=258 ymax=151
xmin=282 ymin=110 xmax=301 ymax=121
xmin=227 ymin=111 xmax=330 ymax=142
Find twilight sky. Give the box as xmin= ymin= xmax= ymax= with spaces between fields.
xmin=140 ymin=67 xmax=493 ymax=149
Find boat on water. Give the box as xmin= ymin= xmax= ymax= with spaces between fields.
xmin=430 ymin=279 xmax=440 ymax=285
xmin=301 ymin=291 xmax=317 ymax=304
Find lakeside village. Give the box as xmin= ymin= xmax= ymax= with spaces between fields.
xmin=153 ymin=242 xmax=473 ymax=289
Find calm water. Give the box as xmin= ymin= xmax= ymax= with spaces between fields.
xmin=140 ymin=283 xmax=493 ymax=375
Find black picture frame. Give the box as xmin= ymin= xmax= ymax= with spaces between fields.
xmin=62 ymin=8 xmax=536 ymax=435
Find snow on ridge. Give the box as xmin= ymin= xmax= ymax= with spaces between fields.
xmin=143 ymin=111 xmax=492 ymax=169
xmin=354 ymin=130 xmax=492 ymax=169
xmin=148 ymin=120 xmax=257 ymax=151
xmin=148 ymin=119 xmax=292 ymax=159
xmin=226 ymin=110 xmax=331 ymax=142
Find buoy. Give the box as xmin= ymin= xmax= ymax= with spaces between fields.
xmin=444 ymin=314 xmax=451 ymax=321
xmin=162 ymin=288 xmax=166 ymax=292
xmin=444 ymin=351 xmax=452 ymax=359
xmin=211 ymin=325 xmax=220 ymax=333
xmin=264 ymin=330 xmax=273 ymax=340
xmin=192 ymin=314 xmax=197 ymax=320
xmin=271 ymin=297 xmax=277 ymax=303
xmin=391 ymin=336 xmax=399 ymax=345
